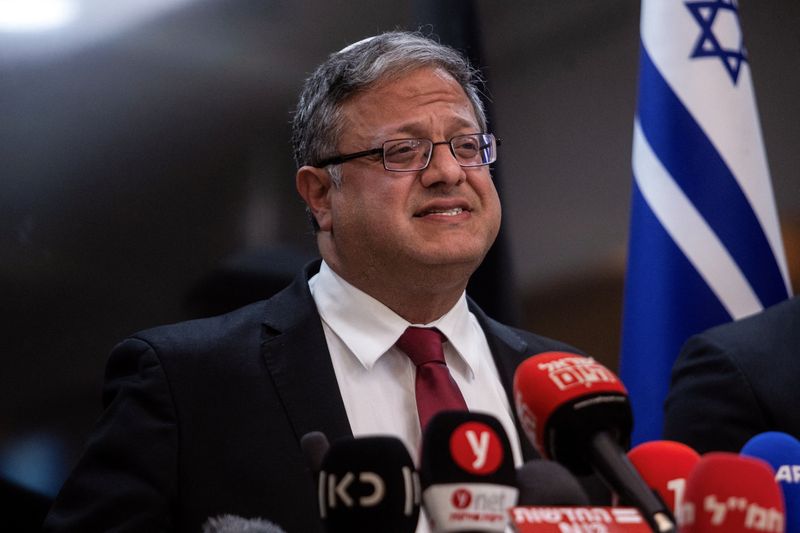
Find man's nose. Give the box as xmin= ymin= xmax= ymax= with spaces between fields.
xmin=419 ymin=142 xmax=466 ymax=188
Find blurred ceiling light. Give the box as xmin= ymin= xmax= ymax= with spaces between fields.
xmin=0 ymin=0 xmax=196 ymax=62
xmin=0 ymin=0 xmax=79 ymax=32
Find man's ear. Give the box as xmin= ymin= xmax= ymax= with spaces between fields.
xmin=296 ymin=165 xmax=334 ymax=231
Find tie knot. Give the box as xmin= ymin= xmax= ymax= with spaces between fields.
xmin=396 ymin=327 xmax=446 ymax=367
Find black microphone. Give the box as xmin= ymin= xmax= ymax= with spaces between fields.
xmin=318 ymin=435 xmax=420 ymax=533
xmin=515 ymin=460 xmax=590 ymax=506
xmin=513 ymin=352 xmax=676 ymax=533
xmin=510 ymin=459 xmax=652 ymax=532
xmin=201 ymin=514 xmax=286 ymax=533
xmin=301 ymin=430 xmax=330 ymax=482
xmin=419 ymin=410 xmax=518 ymax=532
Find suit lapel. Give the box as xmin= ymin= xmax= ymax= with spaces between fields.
xmin=260 ymin=262 xmax=352 ymax=444
xmin=258 ymin=263 xmax=541 ymax=459
xmin=469 ymin=300 xmax=541 ymax=461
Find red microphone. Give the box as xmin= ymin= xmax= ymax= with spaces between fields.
xmin=513 ymin=352 xmax=630 ymax=468
xmin=628 ymin=441 xmax=700 ymax=521
xmin=681 ymin=452 xmax=784 ymax=532
xmin=513 ymin=352 xmax=676 ymax=533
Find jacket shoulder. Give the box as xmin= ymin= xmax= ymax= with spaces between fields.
xmin=473 ymin=305 xmax=584 ymax=357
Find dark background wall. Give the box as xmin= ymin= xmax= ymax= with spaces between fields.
xmin=1 ymin=0 xmax=798 ymax=502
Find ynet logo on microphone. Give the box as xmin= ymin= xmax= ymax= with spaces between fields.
xmin=424 ymin=422 xmax=518 ymax=532
xmin=451 ymin=488 xmax=472 ymax=509
xmin=450 ymin=421 xmax=503 ymax=475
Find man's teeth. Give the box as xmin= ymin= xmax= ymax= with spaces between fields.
xmin=426 ymin=208 xmax=463 ymax=216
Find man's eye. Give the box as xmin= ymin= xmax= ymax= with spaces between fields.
xmin=453 ymin=139 xmax=480 ymax=156
xmin=385 ymin=141 xmax=424 ymax=162
xmin=391 ymin=145 xmax=416 ymax=155
xmin=455 ymin=141 xmax=478 ymax=151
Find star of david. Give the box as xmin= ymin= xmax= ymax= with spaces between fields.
xmin=685 ymin=0 xmax=748 ymax=84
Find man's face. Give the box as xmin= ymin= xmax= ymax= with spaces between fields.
xmin=324 ymin=66 xmax=502 ymax=284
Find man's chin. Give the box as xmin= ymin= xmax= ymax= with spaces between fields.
xmin=409 ymin=245 xmax=490 ymax=270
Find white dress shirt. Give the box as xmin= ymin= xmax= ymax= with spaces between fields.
xmin=308 ymin=260 xmax=523 ymax=465
xmin=309 ymin=261 xmax=524 ymax=532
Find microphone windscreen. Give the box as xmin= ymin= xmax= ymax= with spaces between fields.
xmin=741 ymin=431 xmax=800 ymax=533
xmin=419 ymin=410 xmax=516 ymax=487
xmin=419 ymin=410 xmax=518 ymax=532
xmin=682 ymin=452 xmax=784 ymax=532
xmin=513 ymin=352 xmax=631 ymax=474
xmin=201 ymin=514 xmax=286 ymax=533
xmin=515 ymin=459 xmax=590 ymax=506
xmin=627 ymin=440 xmax=699 ymax=515
xmin=318 ymin=435 xmax=420 ymax=533
xmin=301 ymin=431 xmax=330 ymax=474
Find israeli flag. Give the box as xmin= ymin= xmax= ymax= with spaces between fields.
xmin=620 ymin=0 xmax=792 ymax=444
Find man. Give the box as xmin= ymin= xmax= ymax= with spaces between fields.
xmin=664 ymin=296 xmax=800 ymax=453
xmin=45 ymin=31 xmax=578 ymax=532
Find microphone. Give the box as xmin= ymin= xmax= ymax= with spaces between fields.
xmin=201 ymin=514 xmax=286 ymax=532
xmin=741 ymin=431 xmax=800 ymax=532
xmin=511 ymin=458 xmax=651 ymax=532
xmin=627 ymin=440 xmax=700 ymax=520
xmin=515 ymin=459 xmax=590 ymax=506
xmin=419 ymin=410 xmax=518 ymax=532
xmin=513 ymin=351 xmax=676 ymax=532
xmin=301 ymin=430 xmax=330 ymax=479
xmin=512 ymin=460 xmax=653 ymax=532
xmin=681 ymin=452 xmax=784 ymax=532
xmin=317 ymin=435 xmax=420 ymax=533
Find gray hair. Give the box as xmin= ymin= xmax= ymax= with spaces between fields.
xmin=291 ymin=30 xmax=487 ymax=189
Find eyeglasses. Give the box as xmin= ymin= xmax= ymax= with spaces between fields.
xmin=313 ymin=133 xmax=500 ymax=172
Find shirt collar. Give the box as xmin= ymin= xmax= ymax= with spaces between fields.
xmin=308 ymin=260 xmax=482 ymax=377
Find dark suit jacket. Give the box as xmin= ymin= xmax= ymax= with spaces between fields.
xmin=663 ymin=296 xmax=800 ymax=454
xmin=44 ymin=262 xmax=578 ymax=532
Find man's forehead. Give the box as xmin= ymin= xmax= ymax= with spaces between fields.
xmin=356 ymin=67 xmax=471 ymax=111
xmin=337 ymin=66 xmax=481 ymax=144
xmin=383 ymin=115 xmax=479 ymax=137
xmin=373 ymin=65 xmax=458 ymax=92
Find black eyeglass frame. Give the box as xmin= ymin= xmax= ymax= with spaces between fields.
xmin=311 ymin=133 xmax=501 ymax=172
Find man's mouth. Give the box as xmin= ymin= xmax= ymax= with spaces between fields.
xmin=418 ymin=207 xmax=465 ymax=217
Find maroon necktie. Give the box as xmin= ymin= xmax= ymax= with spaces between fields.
xmin=396 ymin=327 xmax=468 ymax=430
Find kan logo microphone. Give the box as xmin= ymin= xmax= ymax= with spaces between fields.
xmin=318 ymin=435 xmax=421 ymax=533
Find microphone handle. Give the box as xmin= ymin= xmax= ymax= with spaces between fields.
xmin=589 ymin=432 xmax=676 ymax=533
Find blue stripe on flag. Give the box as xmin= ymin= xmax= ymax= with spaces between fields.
xmin=621 ymin=181 xmax=731 ymax=442
xmin=636 ymin=44 xmax=789 ymax=308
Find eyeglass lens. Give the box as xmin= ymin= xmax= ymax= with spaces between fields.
xmin=383 ymin=134 xmax=495 ymax=171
